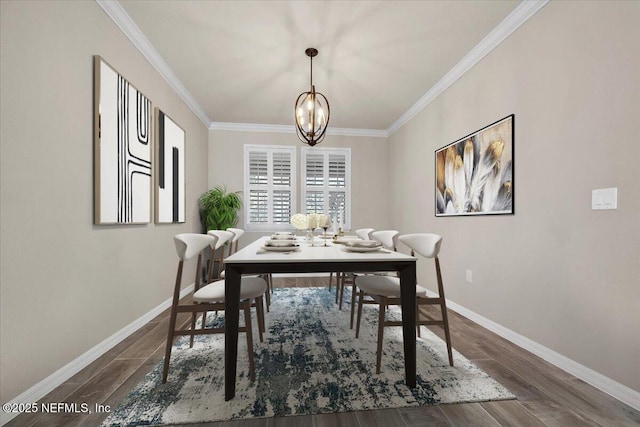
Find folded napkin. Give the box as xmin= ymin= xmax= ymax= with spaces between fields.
xmin=345 ymin=240 xmax=382 ymax=248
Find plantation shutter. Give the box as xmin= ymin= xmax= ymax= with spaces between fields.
xmin=301 ymin=147 xmax=351 ymax=230
xmin=244 ymin=145 xmax=296 ymax=231
xmin=272 ymin=151 xmax=292 ymax=224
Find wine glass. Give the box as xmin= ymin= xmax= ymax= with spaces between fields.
xmin=321 ymin=215 xmax=331 ymax=246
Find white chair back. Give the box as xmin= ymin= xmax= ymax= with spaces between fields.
xmin=174 ymin=233 xmax=216 ymax=260
xmin=207 ymin=230 xmax=234 ymax=250
xmin=227 ymin=227 xmax=245 ymax=243
xmin=398 ymin=233 xmax=442 ymax=258
xmin=355 ymin=228 xmax=375 ymax=240
xmin=370 ymin=230 xmax=399 ymax=251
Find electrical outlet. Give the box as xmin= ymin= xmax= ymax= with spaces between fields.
xmin=466 ymin=269 xmax=473 ymax=283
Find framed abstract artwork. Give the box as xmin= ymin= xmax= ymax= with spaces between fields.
xmin=435 ymin=114 xmax=514 ymax=217
xmin=94 ymin=55 xmax=152 ymax=224
xmin=155 ymin=109 xmax=185 ymax=223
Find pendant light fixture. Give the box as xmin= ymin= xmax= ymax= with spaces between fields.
xmin=294 ymin=48 xmax=330 ymax=146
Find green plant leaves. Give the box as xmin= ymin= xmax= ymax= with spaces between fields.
xmin=198 ymin=185 xmax=243 ymax=231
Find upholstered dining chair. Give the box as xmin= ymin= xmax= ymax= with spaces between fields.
xmin=370 ymin=229 xmax=399 ymax=252
xmin=355 ymin=228 xmax=375 ymax=240
xmin=223 ymin=227 xmax=273 ymax=311
xmin=335 ymin=228 xmax=388 ymax=330
xmin=162 ymin=233 xmax=268 ymax=383
xmin=332 ymin=227 xmax=375 ymax=301
xmin=226 ymin=227 xmax=245 ymax=255
xmin=341 ymin=229 xmax=400 ymax=328
xmin=354 ymin=233 xmax=453 ymax=374
xmin=207 ymin=230 xmax=234 ymax=279
xmin=330 ymin=228 xmax=375 ymax=296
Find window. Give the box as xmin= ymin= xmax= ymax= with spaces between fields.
xmin=244 ymin=145 xmax=296 ymax=231
xmin=301 ymin=147 xmax=351 ymax=230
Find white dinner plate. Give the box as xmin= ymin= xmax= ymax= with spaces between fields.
xmin=271 ymin=235 xmax=297 ymax=240
xmin=343 ymin=246 xmax=383 ymax=253
xmin=265 ymin=240 xmax=298 ymax=247
xmin=262 ymin=245 xmax=300 ymax=252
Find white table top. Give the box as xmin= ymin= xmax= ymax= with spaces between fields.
xmin=224 ymin=236 xmax=416 ymax=264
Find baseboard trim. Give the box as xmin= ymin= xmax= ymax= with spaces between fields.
xmin=0 ymin=284 xmax=195 ymax=426
xmin=427 ymin=290 xmax=640 ymax=411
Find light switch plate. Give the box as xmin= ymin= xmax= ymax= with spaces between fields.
xmin=592 ymin=188 xmax=617 ymax=210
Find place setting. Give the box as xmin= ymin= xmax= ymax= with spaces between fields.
xmin=259 ymin=232 xmax=300 ymax=253
xmin=342 ymin=239 xmax=385 ymax=253
xmin=332 ymin=235 xmax=359 ymax=244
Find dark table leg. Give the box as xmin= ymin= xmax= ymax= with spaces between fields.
xmin=398 ymin=263 xmax=417 ymax=388
xmin=224 ymin=265 xmax=241 ymax=401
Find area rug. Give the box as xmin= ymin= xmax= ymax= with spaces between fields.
xmin=102 ymin=287 xmax=514 ymax=426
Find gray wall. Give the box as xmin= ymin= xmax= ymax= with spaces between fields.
xmin=208 ymin=130 xmax=391 ymax=242
xmin=0 ymin=2 xmax=209 ymax=402
xmin=2 ymin=0 xmax=638 ymax=407
xmin=388 ymin=1 xmax=640 ymax=391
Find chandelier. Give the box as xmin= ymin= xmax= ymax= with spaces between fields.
xmin=294 ymin=48 xmax=330 ymax=146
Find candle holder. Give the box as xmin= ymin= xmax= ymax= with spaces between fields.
xmin=306 ymin=228 xmax=315 ymax=246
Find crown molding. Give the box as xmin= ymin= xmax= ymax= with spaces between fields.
xmin=386 ymin=0 xmax=550 ymax=136
xmin=98 ymin=0 xmax=547 ymax=138
xmin=210 ymin=122 xmax=388 ymax=138
xmin=96 ymin=0 xmax=211 ymax=127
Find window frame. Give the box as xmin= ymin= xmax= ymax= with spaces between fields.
xmin=301 ymin=146 xmax=352 ymax=231
xmin=243 ymin=144 xmax=297 ymax=232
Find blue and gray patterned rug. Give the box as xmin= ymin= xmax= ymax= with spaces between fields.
xmin=102 ymin=287 xmax=514 ymax=425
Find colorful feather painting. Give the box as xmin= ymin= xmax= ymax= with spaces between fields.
xmin=435 ymin=115 xmax=514 ymax=216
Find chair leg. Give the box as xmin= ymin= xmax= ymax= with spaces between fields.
xmin=217 ymin=251 xmax=224 ymax=278
xmin=355 ymin=290 xmax=365 ymax=338
xmin=262 ymin=274 xmax=271 ymax=312
xmin=329 ymin=272 xmax=333 ymax=292
xmin=339 ymin=273 xmax=347 ymax=310
xmin=255 ymin=296 xmax=264 ymax=343
xmin=441 ymin=300 xmax=453 ymax=367
xmin=162 ymin=306 xmax=179 ymax=383
xmin=335 ymin=273 xmax=340 ymax=304
xmin=243 ymin=300 xmax=256 ymax=381
xmin=189 ymin=312 xmax=197 ymax=348
xmin=376 ymin=299 xmax=386 ymax=374
xmin=435 ymin=257 xmax=453 ymax=367
xmin=350 ymin=281 xmax=357 ymax=329
xmin=416 ymin=305 xmax=421 ymax=338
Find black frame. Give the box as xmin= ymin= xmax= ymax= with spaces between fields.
xmin=435 ymin=114 xmax=514 ymax=217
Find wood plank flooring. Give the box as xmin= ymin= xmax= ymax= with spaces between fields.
xmin=7 ymin=277 xmax=639 ymax=426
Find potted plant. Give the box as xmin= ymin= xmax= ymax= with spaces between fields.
xmin=198 ymin=185 xmax=243 ymax=232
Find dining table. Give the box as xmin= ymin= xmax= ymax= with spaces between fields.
xmin=223 ymin=235 xmax=417 ymax=401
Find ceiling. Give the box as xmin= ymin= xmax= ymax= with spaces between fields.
xmin=117 ymin=0 xmax=522 ymax=132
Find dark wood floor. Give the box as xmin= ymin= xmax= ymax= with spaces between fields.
xmin=8 ymin=277 xmax=640 ymax=426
